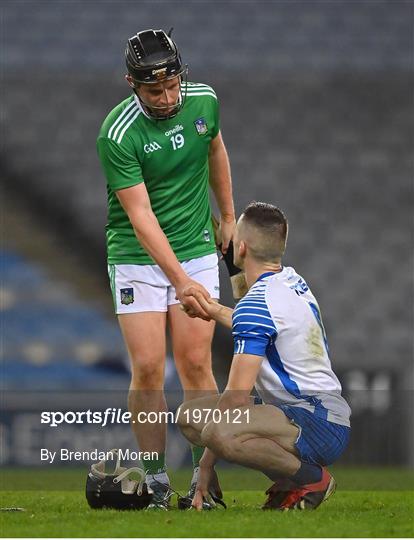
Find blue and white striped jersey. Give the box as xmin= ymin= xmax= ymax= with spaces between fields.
xmin=232 ymin=268 xmax=351 ymax=426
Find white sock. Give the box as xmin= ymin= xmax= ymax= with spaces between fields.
xmin=191 ymin=466 xmax=200 ymax=485
xmin=146 ymin=471 xmax=170 ymax=487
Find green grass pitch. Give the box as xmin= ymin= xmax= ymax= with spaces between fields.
xmin=1 ymin=467 xmax=413 ymax=537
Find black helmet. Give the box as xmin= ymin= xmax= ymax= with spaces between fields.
xmin=85 ymin=449 xmax=152 ymax=510
xmin=125 ymin=29 xmax=188 ymax=119
xmin=126 ymin=28 xmax=186 ymax=83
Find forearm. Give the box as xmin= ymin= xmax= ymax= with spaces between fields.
xmin=208 ymin=139 xmax=234 ymax=221
xmin=130 ymin=208 xmax=187 ymax=287
xmin=210 ymin=303 xmax=233 ymax=329
xmin=199 ymin=447 xmax=217 ymax=468
xmin=217 ymin=388 xmax=251 ymax=411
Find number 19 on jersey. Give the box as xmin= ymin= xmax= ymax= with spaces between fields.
xmin=170 ymin=134 xmax=185 ymax=150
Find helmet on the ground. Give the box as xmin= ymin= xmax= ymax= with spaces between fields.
xmin=85 ymin=449 xmax=152 ymax=510
xmin=125 ymin=28 xmax=188 ymax=119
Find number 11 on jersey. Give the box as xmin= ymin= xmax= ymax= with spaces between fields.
xmin=170 ymin=133 xmax=185 ymax=150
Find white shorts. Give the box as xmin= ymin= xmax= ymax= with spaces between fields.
xmin=108 ymin=253 xmax=219 ymax=314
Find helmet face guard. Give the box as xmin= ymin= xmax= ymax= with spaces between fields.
xmin=132 ymin=67 xmax=188 ymax=120
xmin=126 ymin=29 xmax=188 ymax=120
xmin=85 ymin=449 xmax=152 ymax=510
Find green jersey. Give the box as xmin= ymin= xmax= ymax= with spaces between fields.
xmin=97 ymin=82 xmax=219 ymax=265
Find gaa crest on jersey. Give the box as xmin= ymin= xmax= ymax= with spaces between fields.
xmin=194 ymin=117 xmax=208 ymax=135
xmin=120 ymin=288 xmax=134 ymax=305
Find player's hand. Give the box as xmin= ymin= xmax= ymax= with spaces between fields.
xmin=183 ymin=288 xmax=221 ymax=321
xmin=192 ymin=464 xmax=214 ymax=511
xmin=220 ymin=216 xmax=236 ymax=255
xmin=175 ymin=280 xmax=211 ymax=321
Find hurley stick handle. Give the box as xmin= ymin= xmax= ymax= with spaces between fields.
xmin=211 ymin=215 xmax=248 ymax=300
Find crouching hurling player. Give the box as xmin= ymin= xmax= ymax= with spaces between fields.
xmin=178 ymin=202 xmax=351 ymax=511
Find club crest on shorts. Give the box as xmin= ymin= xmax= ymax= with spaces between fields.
xmin=120 ymin=288 xmax=134 ymax=305
xmin=194 ymin=117 xmax=208 ymax=135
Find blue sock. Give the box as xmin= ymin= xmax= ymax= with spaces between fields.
xmin=289 ymin=462 xmax=322 ymax=485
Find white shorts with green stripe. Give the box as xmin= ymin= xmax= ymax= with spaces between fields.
xmin=108 ymin=253 xmax=219 ymax=314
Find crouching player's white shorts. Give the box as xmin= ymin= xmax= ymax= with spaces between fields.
xmin=108 ymin=253 xmax=220 ymax=314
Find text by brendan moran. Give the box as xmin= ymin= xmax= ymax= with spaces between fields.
xmin=40 ymin=448 xmax=158 ymax=464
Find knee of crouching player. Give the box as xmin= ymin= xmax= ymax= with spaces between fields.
xmin=201 ymin=421 xmax=233 ymax=460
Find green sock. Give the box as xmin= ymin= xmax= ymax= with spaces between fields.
xmin=142 ymin=452 xmax=166 ymax=475
xmin=191 ymin=445 xmax=205 ymax=468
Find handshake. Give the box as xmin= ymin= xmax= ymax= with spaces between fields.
xmin=178 ymin=215 xmax=247 ymax=324
xmin=180 ymin=287 xmax=221 ymax=321
xmin=180 ymin=286 xmax=234 ymax=330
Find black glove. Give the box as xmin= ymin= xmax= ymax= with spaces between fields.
xmin=212 ymin=215 xmax=248 ymax=300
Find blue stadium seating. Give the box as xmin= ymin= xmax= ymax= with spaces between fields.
xmin=1 ymin=1 xmax=412 ymax=372
xmin=2 ymin=1 xmax=411 ymax=72
xmin=1 ymin=251 xmax=129 ymax=390
xmin=1 ymin=1 xmax=412 ymax=465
